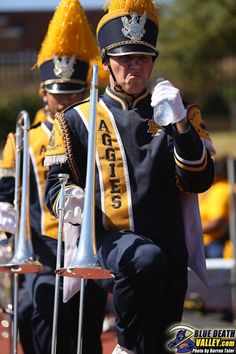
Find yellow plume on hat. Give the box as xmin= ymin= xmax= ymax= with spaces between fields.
xmin=36 ymin=0 xmax=99 ymax=68
xmin=103 ymin=0 xmax=159 ymax=25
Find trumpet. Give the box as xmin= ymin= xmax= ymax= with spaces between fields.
xmin=53 ymin=65 xmax=113 ymax=354
xmin=0 ymin=110 xmax=44 ymax=354
xmin=57 ymin=64 xmax=113 ymax=280
xmin=51 ymin=173 xmax=68 ymax=354
xmin=0 ymin=110 xmax=43 ymax=274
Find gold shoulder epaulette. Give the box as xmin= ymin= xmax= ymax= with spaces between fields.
xmin=187 ymin=104 xmax=216 ymax=156
xmin=44 ymin=113 xmax=67 ymax=167
xmin=0 ymin=132 xmax=16 ymax=172
xmin=187 ymin=104 xmax=210 ymax=140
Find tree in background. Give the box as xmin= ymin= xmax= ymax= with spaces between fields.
xmin=0 ymin=0 xmax=236 ymax=135
xmin=154 ymin=0 xmax=236 ymax=124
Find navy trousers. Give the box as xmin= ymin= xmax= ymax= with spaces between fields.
xmin=19 ymin=234 xmax=107 ymax=354
xmin=18 ymin=275 xmax=35 ymax=354
xmin=96 ymin=230 xmax=187 ymax=354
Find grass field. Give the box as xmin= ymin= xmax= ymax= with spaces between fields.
xmin=210 ymin=130 xmax=236 ymax=158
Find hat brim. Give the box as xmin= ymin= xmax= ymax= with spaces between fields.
xmin=44 ymin=82 xmax=86 ymax=94
xmin=107 ymin=44 xmax=157 ymax=57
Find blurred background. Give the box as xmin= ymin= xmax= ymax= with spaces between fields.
xmin=0 ymin=0 xmax=235 ymax=155
xmin=0 ymin=1 xmax=236 ymax=351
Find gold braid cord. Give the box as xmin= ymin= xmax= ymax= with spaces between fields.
xmin=106 ymin=40 xmax=157 ymax=53
xmin=56 ymin=112 xmax=80 ymax=185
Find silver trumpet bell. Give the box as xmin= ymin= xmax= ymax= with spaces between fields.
xmin=56 ymin=65 xmax=113 ymax=280
xmin=0 ymin=110 xmax=43 ymax=274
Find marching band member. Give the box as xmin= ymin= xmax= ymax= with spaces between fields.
xmin=199 ymin=156 xmax=231 ymax=258
xmin=0 ymin=0 xmax=108 ymax=353
xmin=44 ymin=0 xmax=215 ymax=353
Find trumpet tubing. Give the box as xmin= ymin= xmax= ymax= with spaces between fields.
xmin=0 ymin=110 xmax=43 ymax=274
xmin=56 ymin=65 xmax=112 ymax=280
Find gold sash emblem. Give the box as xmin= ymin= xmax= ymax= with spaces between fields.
xmin=78 ymin=102 xmax=132 ymax=230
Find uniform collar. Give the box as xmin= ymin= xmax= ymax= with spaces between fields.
xmin=103 ymin=85 xmax=149 ymax=110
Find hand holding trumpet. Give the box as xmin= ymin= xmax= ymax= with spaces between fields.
xmin=63 ymin=187 xmax=85 ymax=225
xmin=0 ymin=202 xmax=17 ymax=234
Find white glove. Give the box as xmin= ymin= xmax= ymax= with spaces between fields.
xmin=64 ymin=187 xmax=84 ymax=225
xmin=151 ymin=79 xmax=187 ymax=126
xmin=0 ymin=202 xmax=17 ymax=234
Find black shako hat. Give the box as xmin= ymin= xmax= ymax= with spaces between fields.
xmin=39 ymin=58 xmax=89 ymax=94
xmin=96 ymin=0 xmax=159 ymax=58
xmin=35 ymin=0 xmax=101 ymax=94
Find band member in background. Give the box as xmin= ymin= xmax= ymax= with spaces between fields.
xmin=199 ymin=156 xmax=231 ymax=258
xmin=0 ymin=0 xmax=108 ymax=353
xmin=44 ymin=0 xmax=215 ymax=353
